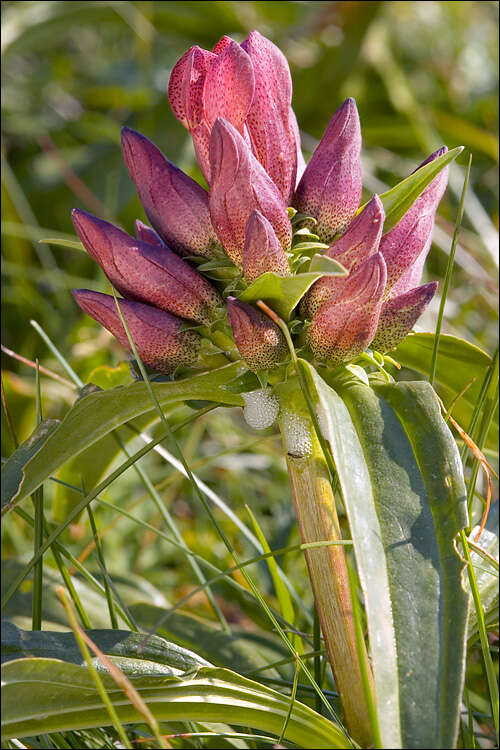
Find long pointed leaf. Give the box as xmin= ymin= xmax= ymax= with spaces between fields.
xmin=358 ymin=146 xmax=463 ymax=232
xmin=1 ymin=657 xmax=348 ymax=748
xmin=1 ymin=362 xmax=245 ymax=513
xmin=300 ymin=361 xmax=469 ymax=748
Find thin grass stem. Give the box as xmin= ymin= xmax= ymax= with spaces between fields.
xmin=57 ymin=587 xmax=133 ymax=749
xmin=460 ymin=530 xmax=499 ymax=741
xmin=31 ymin=361 xmax=44 ymax=630
xmin=430 ymin=154 xmax=472 ymax=385
xmin=86 ymin=501 xmax=119 ymax=629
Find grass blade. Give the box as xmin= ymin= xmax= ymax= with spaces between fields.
xmin=430 ymin=153 xmax=472 ymax=386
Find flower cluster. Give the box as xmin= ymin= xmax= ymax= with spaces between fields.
xmin=73 ymin=31 xmax=447 ymax=375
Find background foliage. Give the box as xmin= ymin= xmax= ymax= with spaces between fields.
xmin=1 ymin=2 xmax=498 ymax=748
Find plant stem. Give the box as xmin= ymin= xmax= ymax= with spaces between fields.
xmin=258 ymin=299 xmax=375 ymax=745
xmin=285 ymin=431 xmax=374 ymax=747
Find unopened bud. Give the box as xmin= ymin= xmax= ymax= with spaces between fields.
xmin=72 ymin=290 xmax=200 ymax=374
xmin=371 ymin=282 xmax=438 ymax=352
xmin=306 ymin=253 xmax=387 ymax=366
xmin=294 ymin=98 xmax=362 ymax=243
xmin=227 ymin=297 xmax=287 ymax=372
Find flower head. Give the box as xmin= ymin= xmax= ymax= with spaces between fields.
xmin=71 ymin=31 xmax=449 ymax=378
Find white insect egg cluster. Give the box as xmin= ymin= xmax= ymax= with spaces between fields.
xmin=242 ymin=388 xmax=280 ymax=430
xmin=279 ymin=407 xmax=313 ymax=458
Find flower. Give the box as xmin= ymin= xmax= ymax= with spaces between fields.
xmin=168 ymin=39 xmax=255 ymax=182
xmin=208 ymin=117 xmax=292 ymax=265
xmin=122 ymin=127 xmax=219 ymax=259
xmin=71 ymin=31 xmax=449 ymax=376
xmin=168 ymin=31 xmax=301 ymax=200
xmin=227 ymin=297 xmax=287 ymax=372
xmin=72 ymin=290 xmax=200 ymax=373
xmin=72 ymin=209 xmax=221 ymax=325
xmin=293 ymin=98 xmax=362 ymax=243
xmin=306 ymin=254 xmax=387 ymax=366
xmin=242 ymin=210 xmax=291 ymax=283
xmin=301 ymin=194 xmax=384 ymax=319
xmin=371 ymin=282 xmax=438 ymax=353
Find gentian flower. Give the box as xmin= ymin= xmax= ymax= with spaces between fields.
xmin=71 ymin=31 xmax=448 ymax=374
xmin=72 ymin=290 xmax=200 ymax=373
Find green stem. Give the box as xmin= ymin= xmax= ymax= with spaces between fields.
xmin=284 ymin=430 xmax=374 ymax=747
xmin=199 ymin=326 xmax=240 ymax=361
xmin=430 ymin=153 xmax=471 ymax=386
xmin=258 ymin=299 xmax=375 ymax=745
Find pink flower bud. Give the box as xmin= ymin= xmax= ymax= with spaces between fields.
xmin=134 ymin=220 xmax=166 ymax=249
xmin=168 ymin=45 xmax=216 ymax=180
xmin=241 ymin=31 xmax=298 ymax=203
xmin=227 ymin=297 xmax=287 ymax=372
xmin=294 ymin=98 xmax=362 ymax=242
xmin=380 ymin=147 xmax=448 ymax=296
xmin=306 ymin=253 xmax=387 ymax=366
xmin=371 ymin=282 xmax=438 ymax=353
xmin=209 ymin=118 xmax=292 ymax=266
xmin=72 ymin=209 xmax=221 ymax=325
xmin=168 ymin=40 xmax=254 ymax=181
xmin=122 ymin=127 xmax=219 ymax=259
xmin=72 ymin=290 xmax=200 ymax=374
xmin=301 ymin=195 xmax=384 ymax=319
xmin=242 ymin=210 xmax=291 ymax=283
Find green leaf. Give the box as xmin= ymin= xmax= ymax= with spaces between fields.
xmin=130 ymin=604 xmax=290 ymax=679
xmin=291 ymin=240 xmax=329 ymax=251
xmin=1 ymin=419 xmax=60 ymax=515
xmin=1 ymin=362 xmax=245 ymax=513
xmin=345 ymin=364 xmax=370 ymax=386
xmin=39 ymin=237 xmax=85 ymax=251
xmin=467 ymin=502 xmax=499 ymax=639
xmin=394 ymin=333 xmax=498 ymax=451
xmin=1 ymin=621 xmax=210 ymax=675
xmin=238 ymin=272 xmax=342 ymax=320
xmin=358 ymin=146 xmax=463 ymax=233
xmin=1 ymin=559 xmax=165 ymax=632
xmin=300 ymin=361 xmax=469 ymax=749
xmin=85 ymin=362 xmax=132 ymax=389
xmin=1 ymin=657 xmax=348 ymax=748
xmin=308 ymin=254 xmax=348 ymax=276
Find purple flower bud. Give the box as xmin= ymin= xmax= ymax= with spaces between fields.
xmin=168 ymin=40 xmax=254 ymax=181
xmin=168 ymin=45 xmax=216 ymax=180
xmin=209 ymin=118 xmax=292 ymax=266
xmin=122 ymin=128 xmax=219 ymax=259
xmin=203 ymin=38 xmax=254 ymax=139
xmin=134 ymin=220 xmax=166 ymax=249
xmin=301 ymin=195 xmax=384 ymax=319
xmin=241 ymin=31 xmax=298 ymax=203
xmin=72 ymin=209 xmax=221 ymax=325
xmin=227 ymin=297 xmax=287 ymax=372
xmin=371 ymin=282 xmax=438 ymax=353
xmin=380 ymin=147 xmax=448 ymax=296
xmin=294 ymin=98 xmax=362 ymax=243
xmin=243 ymin=210 xmax=291 ymax=283
xmin=306 ymin=253 xmax=387 ymax=366
xmin=72 ymin=290 xmax=200 ymax=374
